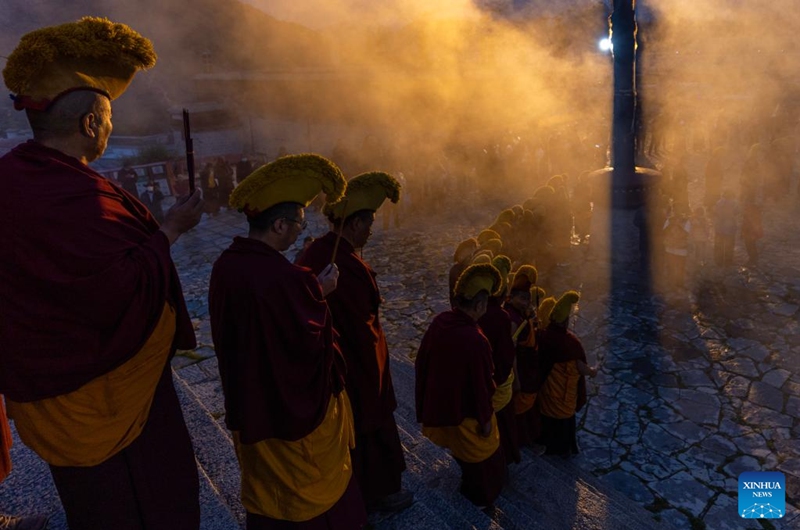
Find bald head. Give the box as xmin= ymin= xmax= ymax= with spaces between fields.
xmin=25 ymin=90 xmax=113 ymax=163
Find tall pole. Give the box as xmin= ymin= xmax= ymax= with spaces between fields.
xmin=594 ymin=0 xmax=659 ymax=278
xmin=610 ymin=0 xmax=638 ymax=206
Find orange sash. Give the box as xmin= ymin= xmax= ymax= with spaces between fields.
xmin=7 ymin=303 xmax=175 ymax=467
xmin=513 ymin=391 xmax=537 ymax=415
xmin=492 ymin=372 xmax=514 ymax=412
xmin=233 ymin=391 xmax=356 ymax=522
xmin=422 ymin=414 xmax=499 ymax=464
xmin=538 ymin=360 xmax=580 ymax=419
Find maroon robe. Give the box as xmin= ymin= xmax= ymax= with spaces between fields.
xmin=209 ymin=236 xmax=346 ymax=443
xmin=504 ymin=302 xmax=544 ymax=446
xmin=209 ymin=236 xmax=365 ymax=528
xmin=0 ymin=140 xmax=199 ymax=526
xmin=49 ymin=364 xmax=200 ymax=530
xmin=415 ymin=309 xmax=504 ymax=506
xmin=477 ymin=298 xmax=520 ymax=464
xmin=415 ymin=309 xmax=495 ymax=428
xmin=538 ymin=323 xmax=588 ymax=413
xmin=297 ymin=232 xmax=405 ymax=505
xmin=537 ymin=323 xmax=588 ymax=456
xmin=0 ymin=140 xmax=195 ymax=402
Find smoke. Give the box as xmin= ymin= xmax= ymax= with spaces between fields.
xmin=229 ymin=0 xmax=612 ymax=208
xmin=5 ymin=0 xmax=799 ymax=209
xmin=639 ymin=0 xmax=800 ymax=188
xmin=1 ymin=0 xmax=612 ymax=207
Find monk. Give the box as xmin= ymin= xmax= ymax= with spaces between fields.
xmin=298 ymin=171 xmax=411 ymax=513
xmin=416 ymin=264 xmax=505 ymax=508
xmin=504 ymin=266 xmax=546 ymax=453
xmin=476 ymin=256 xmax=519 ymax=465
xmin=537 ymin=291 xmax=597 ymax=457
xmin=209 ymin=154 xmax=367 ymax=529
xmin=0 ymin=18 xmax=204 ymax=529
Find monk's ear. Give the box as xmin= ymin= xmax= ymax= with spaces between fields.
xmin=79 ymin=112 xmax=97 ymax=138
xmin=271 ymin=217 xmax=285 ymax=235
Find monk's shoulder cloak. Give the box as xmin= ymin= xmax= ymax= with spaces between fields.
xmin=478 ymin=298 xmax=516 ymax=384
xmin=209 ymin=237 xmax=345 ymax=443
xmin=297 ymin=232 xmax=396 ymax=433
xmin=415 ymin=310 xmax=495 ymax=428
xmin=0 ymin=141 xmax=194 ymax=402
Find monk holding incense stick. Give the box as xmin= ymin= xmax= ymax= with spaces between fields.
xmin=210 ymin=154 xmax=365 ymax=529
xmin=297 ymin=172 xmax=412 ymax=514
xmin=0 ymin=17 xmax=203 ymax=529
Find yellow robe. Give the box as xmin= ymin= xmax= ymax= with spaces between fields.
xmin=233 ymin=391 xmax=356 ymax=522
xmin=7 ymin=303 xmax=175 ymax=467
xmin=423 ymin=414 xmax=499 ymax=464
xmin=538 ymin=360 xmax=580 ymax=419
xmin=492 ymin=371 xmax=514 ymax=412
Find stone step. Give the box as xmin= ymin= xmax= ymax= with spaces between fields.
xmin=173 ymin=370 xmax=244 ymax=528
xmin=515 ymin=451 xmax=675 ymax=530
xmin=385 ymin=431 xmax=504 ymax=529
xmin=372 ymin=498 xmax=455 ymax=530
xmin=1 ymin=360 xmax=680 ymax=530
xmin=389 ymin=352 xmax=678 ymax=530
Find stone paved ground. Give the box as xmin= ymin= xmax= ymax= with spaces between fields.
xmin=168 ymin=164 xmax=800 ymax=530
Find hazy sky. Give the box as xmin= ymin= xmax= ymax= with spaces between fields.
xmin=239 ymin=0 xmax=616 ymax=28
xmin=240 ymin=0 xmax=478 ymax=28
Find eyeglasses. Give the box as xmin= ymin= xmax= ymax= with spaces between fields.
xmin=281 ymin=218 xmax=308 ymax=230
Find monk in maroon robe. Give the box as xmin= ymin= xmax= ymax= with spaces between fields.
xmin=1 ymin=18 xmax=204 ymax=527
xmin=503 ymin=268 xmax=547 ymax=452
xmin=298 ymin=217 xmax=410 ymax=512
xmin=0 ymin=132 xmax=202 ymax=527
xmin=536 ymin=291 xmax=596 ymax=457
xmin=210 ymin=155 xmax=365 ymax=529
xmin=477 ymin=294 xmax=520 ymax=465
xmin=416 ymin=265 xmax=505 ymax=507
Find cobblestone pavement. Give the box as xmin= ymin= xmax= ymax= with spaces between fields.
xmin=170 ymin=175 xmax=800 ymax=529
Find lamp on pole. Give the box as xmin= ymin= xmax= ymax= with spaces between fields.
xmin=589 ymin=0 xmax=660 ymax=277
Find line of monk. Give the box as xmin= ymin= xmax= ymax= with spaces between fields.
xmin=0 ymin=16 xmax=596 ymax=530
xmin=427 ymin=203 xmax=600 ymax=509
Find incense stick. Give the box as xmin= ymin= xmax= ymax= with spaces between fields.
xmin=330 ymin=198 xmax=350 ymax=265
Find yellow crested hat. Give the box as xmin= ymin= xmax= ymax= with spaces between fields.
xmin=547 ymin=175 xmax=564 ymax=189
xmin=454 ymin=238 xmax=479 ymax=263
xmin=537 ymin=296 xmax=557 ymax=329
xmin=3 ymin=17 xmax=157 ymax=111
xmin=491 ymin=254 xmax=512 ymax=294
xmin=495 ymin=209 xmax=515 ymax=225
xmin=489 ymin=221 xmax=513 ymax=238
xmin=531 ymin=286 xmax=546 ymax=302
xmin=510 ymin=264 xmax=538 ymax=292
xmin=323 ymin=171 xmax=401 ymax=220
xmin=230 ymin=154 xmax=346 ymax=217
xmin=551 ymin=290 xmax=580 ymax=324
xmin=477 ymin=229 xmax=501 ymax=245
xmin=471 ymin=253 xmax=492 ymax=265
xmin=454 ymin=263 xmax=502 ymax=300
xmin=478 ymin=238 xmax=503 ymax=257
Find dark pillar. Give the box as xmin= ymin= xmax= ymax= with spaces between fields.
xmin=611 ymin=0 xmax=637 ymax=192
xmin=590 ymin=0 xmax=660 ymax=285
